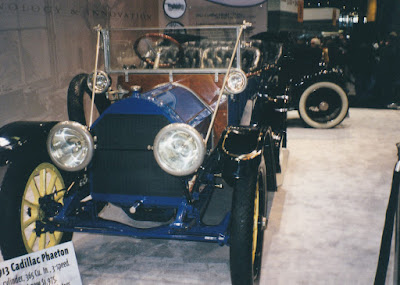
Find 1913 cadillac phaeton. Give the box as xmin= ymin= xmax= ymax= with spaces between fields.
xmin=0 ymin=22 xmax=288 ymax=284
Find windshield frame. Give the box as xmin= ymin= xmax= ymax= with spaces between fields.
xmin=101 ymin=24 xmax=244 ymax=75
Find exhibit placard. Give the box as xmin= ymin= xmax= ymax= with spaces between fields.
xmin=0 ymin=242 xmax=82 ymax=285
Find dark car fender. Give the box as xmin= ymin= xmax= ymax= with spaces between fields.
xmin=218 ymin=126 xmax=277 ymax=191
xmin=0 ymin=121 xmax=58 ymax=166
xmin=67 ymin=73 xmax=111 ymax=125
xmin=291 ymin=67 xmax=347 ymax=104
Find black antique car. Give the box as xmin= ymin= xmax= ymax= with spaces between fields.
xmin=249 ymin=31 xmax=349 ymax=129
xmin=0 ymin=23 xmax=287 ymax=284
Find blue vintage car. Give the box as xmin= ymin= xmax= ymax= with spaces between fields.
xmin=0 ymin=23 xmax=286 ymax=284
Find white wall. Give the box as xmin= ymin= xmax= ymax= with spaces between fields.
xmin=304 ymin=7 xmax=340 ymax=21
xmin=268 ymin=0 xmax=298 ymax=13
xmin=0 ymin=0 xmax=158 ymax=127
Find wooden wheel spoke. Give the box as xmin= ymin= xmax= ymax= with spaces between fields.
xmin=23 ymin=199 xmax=39 ymax=211
xmin=46 ymin=173 xmax=57 ymax=195
xmin=48 ymin=233 xmax=57 ymax=247
xmin=39 ymin=169 xmax=46 ymax=197
xmin=23 ymin=215 xmax=38 ymax=229
xmin=53 ymin=174 xmax=65 ymax=202
xmin=27 ymin=232 xmax=37 ymax=249
xmin=38 ymin=233 xmax=46 ymax=250
xmin=29 ymin=180 xmax=41 ymax=200
xmin=54 ymin=231 xmax=62 ymax=240
xmin=54 ymin=193 xmax=64 ymax=203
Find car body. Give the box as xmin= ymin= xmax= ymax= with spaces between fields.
xmin=250 ymin=31 xmax=349 ymax=129
xmin=0 ymin=23 xmax=286 ymax=284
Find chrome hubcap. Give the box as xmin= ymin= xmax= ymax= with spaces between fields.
xmin=319 ymin=101 xmax=329 ymax=111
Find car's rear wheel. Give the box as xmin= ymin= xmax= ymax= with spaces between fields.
xmin=0 ymin=162 xmax=72 ymax=259
xmin=298 ymin=81 xmax=348 ymax=128
xmin=230 ymin=161 xmax=267 ymax=285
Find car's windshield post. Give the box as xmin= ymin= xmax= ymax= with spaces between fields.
xmin=89 ymin=25 xmax=103 ymax=128
xmin=204 ymin=21 xmax=252 ymax=145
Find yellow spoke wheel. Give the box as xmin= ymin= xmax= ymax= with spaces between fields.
xmin=252 ymin=182 xmax=260 ymax=265
xmin=230 ymin=160 xmax=267 ymax=285
xmin=20 ymin=163 xmax=66 ymax=253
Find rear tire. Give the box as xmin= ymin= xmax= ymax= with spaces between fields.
xmin=0 ymin=161 xmax=72 ymax=260
xmin=230 ymin=161 xmax=267 ymax=285
xmin=298 ymin=81 xmax=348 ymax=128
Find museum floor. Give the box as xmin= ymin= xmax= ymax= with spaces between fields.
xmin=1 ymin=107 xmax=399 ymax=284
xmin=69 ymin=108 xmax=400 ymax=285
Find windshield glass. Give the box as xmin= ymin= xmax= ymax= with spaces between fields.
xmin=102 ymin=25 xmax=255 ymax=74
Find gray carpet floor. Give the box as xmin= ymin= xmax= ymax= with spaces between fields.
xmin=261 ymin=108 xmax=400 ymax=285
xmin=72 ymin=108 xmax=400 ymax=285
xmin=1 ymin=108 xmax=399 ymax=284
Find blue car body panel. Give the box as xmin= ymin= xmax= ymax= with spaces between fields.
xmin=92 ymin=83 xmax=212 ymax=136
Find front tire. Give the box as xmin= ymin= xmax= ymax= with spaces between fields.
xmin=0 ymin=162 xmax=72 ymax=260
xmin=298 ymin=81 xmax=348 ymax=128
xmin=230 ymin=161 xmax=267 ymax=285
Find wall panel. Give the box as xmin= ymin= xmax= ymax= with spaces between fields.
xmin=0 ymin=0 xmax=159 ymax=126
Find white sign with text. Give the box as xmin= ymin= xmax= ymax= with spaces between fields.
xmin=0 ymin=242 xmax=82 ymax=285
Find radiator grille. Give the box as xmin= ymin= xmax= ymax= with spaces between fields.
xmin=91 ymin=114 xmax=183 ymax=197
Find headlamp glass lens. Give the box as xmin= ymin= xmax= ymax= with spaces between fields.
xmin=87 ymin=71 xmax=110 ymax=94
xmin=225 ymin=69 xmax=247 ymax=94
xmin=47 ymin=122 xmax=94 ymax=171
xmin=153 ymin=124 xmax=205 ymax=176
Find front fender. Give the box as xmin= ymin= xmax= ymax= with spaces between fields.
xmin=0 ymin=121 xmax=57 ymax=166
xmin=218 ymin=126 xmax=277 ymax=191
xmin=291 ymin=67 xmax=347 ymax=103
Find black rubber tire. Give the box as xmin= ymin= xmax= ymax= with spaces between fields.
xmin=298 ymin=81 xmax=348 ymax=129
xmin=67 ymin=73 xmax=110 ymax=126
xmin=0 ymin=161 xmax=72 ymax=260
xmin=230 ymin=160 xmax=267 ymax=285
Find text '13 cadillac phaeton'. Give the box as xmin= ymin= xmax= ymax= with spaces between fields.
xmin=0 ymin=22 xmax=288 ymax=284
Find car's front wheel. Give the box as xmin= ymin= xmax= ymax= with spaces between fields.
xmin=298 ymin=81 xmax=348 ymax=128
xmin=230 ymin=161 xmax=267 ymax=285
xmin=0 ymin=162 xmax=72 ymax=260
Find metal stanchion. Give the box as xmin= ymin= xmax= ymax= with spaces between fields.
xmin=394 ymin=150 xmax=400 ymax=285
xmin=374 ymin=144 xmax=400 ymax=285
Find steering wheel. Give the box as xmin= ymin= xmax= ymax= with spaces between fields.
xmin=133 ymin=33 xmax=183 ymax=68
